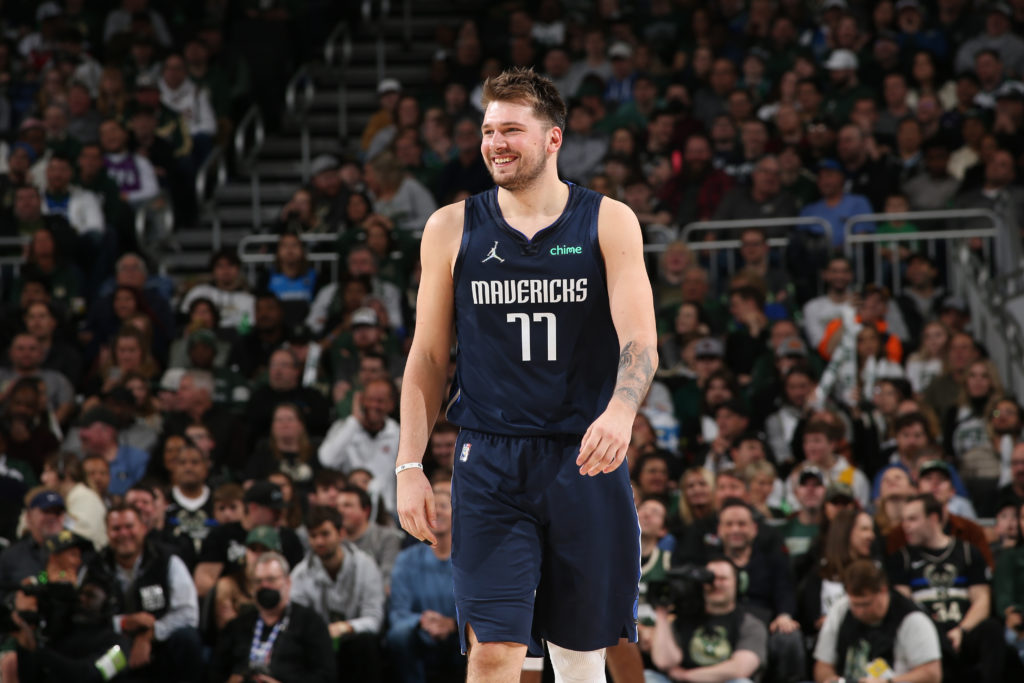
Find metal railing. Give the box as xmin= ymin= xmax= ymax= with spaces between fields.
xmin=236 ymin=232 xmax=342 ymax=282
xmin=285 ymin=63 xmax=316 ymax=183
xmin=0 ymin=236 xmax=28 ymax=277
xmin=195 ymin=145 xmax=227 ymax=250
xmin=843 ymin=209 xmax=1003 ymax=294
xmin=324 ymin=22 xmax=353 ymax=141
xmin=673 ymin=217 xmax=832 ymax=284
xmin=233 ymin=105 xmax=266 ymax=233
xmin=362 ymin=0 xmax=392 ymax=81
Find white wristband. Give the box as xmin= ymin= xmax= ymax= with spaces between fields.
xmin=395 ymin=462 xmax=424 ymax=475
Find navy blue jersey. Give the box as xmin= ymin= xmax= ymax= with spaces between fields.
xmin=445 ymin=183 xmax=619 ymax=436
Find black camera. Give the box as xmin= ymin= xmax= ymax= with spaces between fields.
xmin=646 ymin=564 xmax=716 ymax=616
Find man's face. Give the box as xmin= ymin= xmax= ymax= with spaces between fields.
xmin=125 ymin=490 xmax=157 ymax=529
xmin=432 ymin=485 xmax=453 ymax=535
xmin=26 ymin=507 xmax=65 ymax=540
xmin=268 ymin=352 xmax=299 ymax=391
xmin=346 ymin=249 xmax=376 ymax=277
xmin=14 ymin=188 xmax=42 ymax=221
xmin=731 ymin=440 xmax=765 ymax=470
xmin=480 ymin=100 xmax=552 ymax=192
xmin=24 ymin=304 xmax=56 ymax=339
xmin=162 ymin=56 xmax=187 ymax=89
xmin=802 ymin=433 xmax=833 ymax=465
xmin=837 ymin=126 xmax=865 ymax=163
xmin=212 ymin=257 xmax=239 ymax=288
xmin=336 ymin=492 xmax=367 ymax=534
xmin=429 ymin=431 xmax=457 ymax=468
xmin=108 ymin=510 xmax=146 ymax=559
xmin=703 ymin=560 xmax=737 ymax=607
xmin=1010 ymin=445 xmax=1024 ymax=487
xmin=848 ymin=589 xmax=889 ymax=626
xmin=357 ymin=357 xmax=387 ymax=387
xmin=360 ymin=382 xmax=394 ymax=429
xmin=99 ymin=121 xmax=126 ymax=153
xmin=173 ymin=447 xmax=209 ymax=487
xmin=45 ymin=159 xmax=72 ymax=194
xmin=253 ymin=560 xmax=291 ymax=608
xmin=9 ymin=335 xmax=41 ymax=372
xmin=985 ymin=150 xmax=1015 ymax=187
xmin=901 ymin=500 xmax=931 ymax=545
xmin=718 ymin=506 xmax=756 ymax=552
xmin=308 ymin=521 xmax=342 ymax=561
xmin=714 ymin=475 xmax=747 ymax=507
xmin=715 ymin=409 xmax=748 ymax=440
xmin=823 ymin=259 xmax=853 ymax=292
xmin=896 ymin=424 xmax=927 ymax=458
xmin=740 ymin=230 xmax=768 ymax=264
xmin=918 ymin=471 xmax=954 ymax=505
xmin=817 ymin=168 xmax=845 ymax=198
xmin=254 ymin=297 xmax=283 ymax=331
xmin=796 ymin=476 xmax=826 ymax=510
xmin=638 ymin=458 xmax=669 ymax=494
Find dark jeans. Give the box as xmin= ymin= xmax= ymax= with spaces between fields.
xmin=942 ymin=617 xmax=1012 ymax=682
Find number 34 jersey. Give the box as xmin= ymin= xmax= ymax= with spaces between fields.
xmin=445 ymin=183 xmax=619 ymax=437
xmin=887 ymin=538 xmax=989 ymax=633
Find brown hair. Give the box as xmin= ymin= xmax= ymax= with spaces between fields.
xmin=481 ymin=67 xmax=567 ymax=131
xmin=843 ymin=559 xmax=887 ymax=595
xmin=821 ymin=508 xmax=870 ymax=580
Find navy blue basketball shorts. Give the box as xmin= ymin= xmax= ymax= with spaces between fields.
xmin=450 ymin=428 xmax=640 ymax=657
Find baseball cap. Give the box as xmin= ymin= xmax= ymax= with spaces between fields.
xmin=30 ymin=490 xmax=66 ymax=511
xmin=818 ymin=158 xmax=844 ymax=172
xmin=187 ymin=328 xmax=218 ymax=349
xmin=159 ymin=367 xmax=186 ymax=392
xmin=694 ymin=337 xmax=724 ymax=359
xmin=351 ymin=307 xmax=379 ymax=328
xmin=309 ymin=154 xmax=339 ymax=177
xmin=940 ymin=296 xmax=967 ymax=313
xmin=245 ymin=525 xmax=282 ymax=551
xmin=377 ymin=78 xmax=401 ymax=95
xmin=825 ymin=482 xmax=855 ymax=504
xmin=995 ymin=81 xmax=1024 ymax=101
xmin=608 ymin=42 xmax=633 ymax=60
xmin=799 ymin=466 xmax=826 ymax=486
xmin=77 ymin=406 xmax=119 ymax=429
xmin=135 ymin=73 xmax=159 ymax=90
xmin=45 ymin=530 xmax=92 ymax=555
xmin=824 ymin=49 xmax=858 ymax=71
xmin=918 ymin=459 xmax=953 ymax=479
xmin=776 ymin=336 xmax=808 ymax=358
xmin=244 ymin=481 xmax=285 ymax=509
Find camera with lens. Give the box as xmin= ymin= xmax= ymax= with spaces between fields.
xmin=646 ymin=564 xmax=716 ymax=616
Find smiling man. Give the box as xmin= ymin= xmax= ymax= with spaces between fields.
xmin=396 ymin=67 xmax=658 ymax=682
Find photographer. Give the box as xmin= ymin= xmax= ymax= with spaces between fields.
xmin=650 ymin=558 xmax=767 ymax=682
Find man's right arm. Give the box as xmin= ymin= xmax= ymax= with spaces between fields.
xmin=395 ymin=204 xmax=462 ymax=544
xmin=649 ymin=607 xmax=684 ymax=672
xmin=194 ymin=562 xmax=223 ymax=598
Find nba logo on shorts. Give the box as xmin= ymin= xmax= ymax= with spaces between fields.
xmin=460 ymin=443 xmax=471 ymax=462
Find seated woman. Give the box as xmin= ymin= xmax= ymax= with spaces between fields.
xmin=243 ymin=403 xmax=320 ymax=500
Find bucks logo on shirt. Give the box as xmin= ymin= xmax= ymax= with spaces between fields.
xmin=689 ymin=625 xmax=733 ymax=666
xmin=889 ymin=538 xmax=987 ymax=631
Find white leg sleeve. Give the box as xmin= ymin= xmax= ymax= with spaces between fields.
xmin=522 ymin=656 xmax=544 ymax=672
xmin=547 ymin=642 xmax=607 ymax=683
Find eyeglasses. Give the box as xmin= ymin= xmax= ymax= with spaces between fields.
xmin=255 ymin=574 xmax=285 ymax=586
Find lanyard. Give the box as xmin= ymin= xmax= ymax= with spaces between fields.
xmin=249 ymin=614 xmax=290 ymax=665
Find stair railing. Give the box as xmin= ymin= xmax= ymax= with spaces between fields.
xmin=195 ymin=145 xmax=227 ymax=249
xmin=324 ymin=22 xmax=353 ymax=142
xmin=233 ymin=105 xmax=266 ymax=232
xmin=285 ymin=63 xmax=316 ymax=183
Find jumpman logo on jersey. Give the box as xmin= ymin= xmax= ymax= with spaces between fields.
xmin=482 ymin=241 xmax=505 ymax=263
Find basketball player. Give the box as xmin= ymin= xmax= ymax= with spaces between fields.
xmin=396 ymin=68 xmax=657 ymax=682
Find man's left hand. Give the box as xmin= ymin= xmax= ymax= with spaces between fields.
xmin=769 ymin=613 xmax=799 ymax=634
xmin=947 ymin=626 xmax=963 ymax=652
xmin=578 ymin=404 xmax=632 ymax=476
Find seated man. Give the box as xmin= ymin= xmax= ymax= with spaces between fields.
xmin=386 ymin=482 xmax=464 ymax=683
xmin=889 ymin=493 xmax=1010 ymax=681
xmin=650 ymin=557 xmax=767 ymax=683
xmin=209 ymin=551 xmax=336 ymax=683
xmin=813 ymin=559 xmax=941 ymax=682
xmin=290 ymin=506 xmax=385 ymax=682
xmin=336 ymin=485 xmax=403 ymax=590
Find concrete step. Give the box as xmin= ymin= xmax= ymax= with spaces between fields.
xmin=217 ymin=181 xmax=298 ymax=203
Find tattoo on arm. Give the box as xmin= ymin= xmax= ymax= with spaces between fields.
xmin=613 ymin=341 xmax=657 ymax=411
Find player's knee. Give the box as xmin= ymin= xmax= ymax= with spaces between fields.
xmin=547 ymin=642 xmax=606 ymax=683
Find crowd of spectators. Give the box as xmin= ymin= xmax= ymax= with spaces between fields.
xmin=3 ymin=0 xmax=1024 ymax=682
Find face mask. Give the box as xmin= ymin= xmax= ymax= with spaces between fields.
xmin=255 ymin=588 xmax=281 ymax=610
